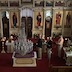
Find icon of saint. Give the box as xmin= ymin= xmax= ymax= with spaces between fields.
xmin=36 ymin=12 xmax=41 ymax=27
xmin=12 ymin=12 xmax=17 ymax=28
xmin=56 ymin=12 xmax=61 ymax=26
xmin=66 ymin=12 xmax=71 ymax=25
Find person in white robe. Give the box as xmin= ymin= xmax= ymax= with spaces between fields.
xmin=57 ymin=34 xmax=64 ymax=57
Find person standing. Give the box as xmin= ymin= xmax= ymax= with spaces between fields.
xmin=46 ymin=37 xmax=52 ymax=62
xmin=37 ymin=35 xmax=42 ymax=60
xmin=57 ymin=34 xmax=64 ymax=58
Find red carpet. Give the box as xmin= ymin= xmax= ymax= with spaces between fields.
xmin=51 ymin=43 xmax=66 ymax=66
xmin=0 ymin=42 xmax=66 ymax=72
xmin=0 ymin=52 xmax=66 ymax=72
xmin=0 ymin=53 xmax=49 ymax=72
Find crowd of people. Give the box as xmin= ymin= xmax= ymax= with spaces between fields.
xmin=35 ymin=33 xmax=65 ymax=62
xmin=0 ymin=33 xmax=72 ymax=64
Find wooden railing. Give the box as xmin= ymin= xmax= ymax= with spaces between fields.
xmin=49 ymin=65 xmax=72 ymax=72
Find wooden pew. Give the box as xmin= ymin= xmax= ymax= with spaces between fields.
xmin=49 ymin=65 xmax=72 ymax=72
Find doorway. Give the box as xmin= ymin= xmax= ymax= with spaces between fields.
xmin=21 ymin=8 xmax=33 ymax=38
xmin=45 ymin=10 xmax=52 ymax=38
xmin=2 ymin=11 xmax=9 ymax=39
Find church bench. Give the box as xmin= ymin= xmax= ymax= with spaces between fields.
xmin=49 ymin=65 xmax=72 ymax=72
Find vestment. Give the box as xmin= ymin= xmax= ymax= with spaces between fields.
xmin=57 ymin=36 xmax=64 ymax=57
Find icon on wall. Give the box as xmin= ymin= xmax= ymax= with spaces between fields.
xmin=66 ymin=12 xmax=71 ymax=25
xmin=35 ymin=1 xmax=44 ymax=7
xmin=36 ymin=12 xmax=42 ymax=27
xmin=56 ymin=12 xmax=61 ymax=27
xmin=21 ymin=0 xmax=33 ymax=4
xmin=0 ymin=1 xmax=8 ymax=7
xmin=12 ymin=12 xmax=17 ymax=28
xmin=34 ymin=11 xmax=43 ymax=29
xmin=64 ymin=11 xmax=72 ymax=28
xmin=55 ymin=1 xmax=65 ymax=6
xmin=10 ymin=1 xmax=19 ymax=7
xmin=54 ymin=11 xmax=63 ymax=29
xmin=46 ymin=0 xmax=54 ymax=7
xmin=67 ymin=0 xmax=72 ymax=7
xmin=10 ymin=11 xmax=19 ymax=28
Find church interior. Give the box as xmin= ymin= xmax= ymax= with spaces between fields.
xmin=0 ymin=0 xmax=72 ymax=72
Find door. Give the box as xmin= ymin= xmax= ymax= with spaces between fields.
xmin=2 ymin=11 xmax=9 ymax=38
xmin=21 ymin=16 xmax=26 ymax=32
xmin=45 ymin=10 xmax=52 ymax=38
xmin=27 ymin=17 xmax=32 ymax=38
xmin=21 ymin=8 xmax=33 ymax=38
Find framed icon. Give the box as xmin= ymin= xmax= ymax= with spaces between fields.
xmin=10 ymin=1 xmax=19 ymax=7
xmin=64 ymin=11 xmax=72 ymax=28
xmin=0 ymin=1 xmax=8 ymax=7
xmin=35 ymin=1 xmax=44 ymax=7
xmin=53 ymin=10 xmax=63 ymax=28
xmin=10 ymin=11 xmax=20 ymax=28
xmin=55 ymin=0 xmax=65 ymax=7
xmin=21 ymin=0 xmax=33 ymax=4
xmin=67 ymin=0 xmax=72 ymax=7
xmin=46 ymin=0 xmax=54 ymax=7
xmin=34 ymin=11 xmax=43 ymax=29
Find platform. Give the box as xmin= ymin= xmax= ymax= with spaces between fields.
xmin=12 ymin=51 xmax=37 ymax=67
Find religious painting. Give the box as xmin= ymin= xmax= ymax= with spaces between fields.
xmin=10 ymin=1 xmax=19 ymax=7
xmin=34 ymin=11 xmax=43 ymax=29
xmin=67 ymin=0 xmax=72 ymax=7
xmin=55 ymin=0 xmax=65 ymax=6
xmin=54 ymin=11 xmax=63 ymax=28
xmin=35 ymin=1 xmax=44 ymax=7
xmin=64 ymin=11 xmax=72 ymax=28
xmin=0 ymin=1 xmax=8 ymax=7
xmin=21 ymin=0 xmax=33 ymax=4
xmin=46 ymin=0 xmax=54 ymax=7
xmin=10 ymin=11 xmax=20 ymax=28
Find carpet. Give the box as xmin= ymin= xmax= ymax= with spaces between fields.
xmin=0 ymin=53 xmax=49 ymax=72
xmin=0 ymin=42 xmax=67 ymax=72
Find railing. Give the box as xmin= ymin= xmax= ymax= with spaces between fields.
xmin=49 ymin=65 xmax=72 ymax=72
